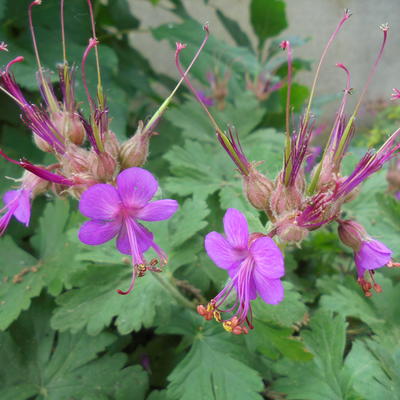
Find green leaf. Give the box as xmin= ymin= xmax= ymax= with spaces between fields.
xmin=280 ymin=83 xmax=310 ymax=112
xmin=152 ymin=20 xmax=259 ymax=82
xmin=252 ymin=282 xmax=307 ymax=327
xmin=167 ymin=326 xmax=264 ymax=400
xmin=0 ymin=296 xmax=149 ymax=400
xmin=0 ymin=200 xmax=78 ymax=330
xmin=216 ymin=9 xmax=253 ymax=49
xmin=250 ymin=0 xmax=288 ymax=49
xmin=108 ymin=0 xmax=140 ymax=30
xmin=273 ymin=311 xmax=356 ymax=400
xmin=51 ymin=264 xmax=177 ymax=335
xmin=319 ymin=273 xmax=400 ymax=340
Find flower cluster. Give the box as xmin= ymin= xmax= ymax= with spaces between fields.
xmin=178 ymin=9 xmax=399 ymax=306
xmin=0 ymin=0 xmax=205 ymax=293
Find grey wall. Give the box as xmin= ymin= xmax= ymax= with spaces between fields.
xmin=128 ymin=0 xmax=400 ymax=119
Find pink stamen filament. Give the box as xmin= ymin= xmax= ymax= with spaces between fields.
xmin=175 ymin=26 xmax=249 ymax=176
xmin=303 ymin=9 xmax=351 ymax=125
xmin=86 ymin=0 xmax=103 ymax=105
xmin=117 ymin=219 xmax=144 ymax=295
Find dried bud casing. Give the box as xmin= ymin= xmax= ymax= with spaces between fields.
xmin=88 ymin=151 xmax=117 ymax=182
xmin=119 ymin=121 xmax=153 ymax=169
xmin=338 ymin=219 xmax=367 ymax=251
xmin=243 ymin=167 xmax=273 ymax=211
xmin=51 ymin=111 xmax=85 ymax=145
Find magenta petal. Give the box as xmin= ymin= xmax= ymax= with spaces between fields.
xmin=116 ymin=220 xmax=153 ymax=255
xmin=223 ymin=208 xmax=249 ymax=249
xmin=4 ymin=189 xmax=31 ymax=226
xmin=135 ymin=199 xmax=179 ymax=221
xmin=355 ymin=239 xmax=392 ymax=276
xmin=117 ymin=167 xmax=158 ymax=209
xmin=78 ymin=220 xmax=120 ymax=245
xmin=254 ymin=277 xmax=284 ymax=305
xmin=251 ymin=237 xmax=284 ymax=279
xmin=205 ymin=231 xmax=246 ymax=270
xmin=79 ymin=184 xmax=120 ymax=220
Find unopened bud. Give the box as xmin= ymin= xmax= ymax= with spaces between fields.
xmin=276 ymin=221 xmax=308 ymax=243
xmin=103 ymin=130 xmax=120 ymax=159
xmin=243 ymin=166 xmax=273 ymax=211
xmin=88 ymin=151 xmax=117 ymax=182
xmin=338 ymin=219 xmax=367 ymax=251
xmin=119 ymin=121 xmax=154 ymax=169
xmin=51 ymin=111 xmax=85 ymax=145
xmin=270 ymin=174 xmax=304 ymax=217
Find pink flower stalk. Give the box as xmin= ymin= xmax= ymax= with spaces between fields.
xmin=338 ymin=219 xmax=399 ymax=296
xmin=78 ymin=167 xmax=178 ymax=294
xmin=198 ymin=208 xmax=284 ymax=334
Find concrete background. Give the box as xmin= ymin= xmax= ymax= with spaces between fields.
xmin=128 ymin=0 xmax=400 ymax=119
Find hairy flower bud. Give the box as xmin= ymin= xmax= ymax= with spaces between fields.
xmin=243 ymin=166 xmax=273 ymax=211
xmin=104 ymin=130 xmax=120 ymax=159
xmin=338 ymin=219 xmax=367 ymax=251
xmin=88 ymin=151 xmax=117 ymax=182
xmin=276 ymin=220 xmax=308 ymax=243
xmin=51 ymin=111 xmax=85 ymax=145
xmin=270 ymin=173 xmax=304 ymax=217
xmin=119 ymin=121 xmax=154 ymax=169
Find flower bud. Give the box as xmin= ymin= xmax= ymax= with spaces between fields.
xmin=270 ymin=173 xmax=304 ymax=217
xmin=104 ymin=130 xmax=120 ymax=159
xmin=276 ymin=221 xmax=308 ymax=243
xmin=119 ymin=121 xmax=154 ymax=169
xmin=243 ymin=166 xmax=273 ymax=211
xmin=88 ymin=150 xmax=117 ymax=182
xmin=51 ymin=111 xmax=85 ymax=145
xmin=338 ymin=219 xmax=367 ymax=251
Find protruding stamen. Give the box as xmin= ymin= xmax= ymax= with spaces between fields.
xmin=86 ymin=0 xmax=104 ymax=108
xmin=303 ymin=9 xmax=351 ymax=125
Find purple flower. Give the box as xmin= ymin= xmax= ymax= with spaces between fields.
xmin=395 ymin=191 xmax=400 ymax=201
xmin=0 ymin=189 xmax=31 ymax=235
xmin=354 ymin=239 xmax=392 ymax=296
xmin=198 ymin=208 xmax=284 ymax=334
xmin=78 ymin=167 xmax=178 ymax=294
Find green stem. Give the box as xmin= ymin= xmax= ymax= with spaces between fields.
xmin=152 ymin=272 xmax=196 ymax=310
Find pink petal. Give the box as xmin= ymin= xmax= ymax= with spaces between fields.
xmin=251 ymin=237 xmax=284 ymax=279
xmin=355 ymin=239 xmax=392 ymax=277
xmin=79 ymin=184 xmax=120 ymax=220
xmin=135 ymin=199 xmax=179 ymax=221
xmin=223 ymin=208 xmax=249 ymax=250
xmin=4 ymin=189 xmax=31 ymax=226
xmin=116 ymin=220 xmax=153 ymax=255
xmin=254 ymin=277 xmax=284 ymax=305
xmin=78 ymin=220 xmax=120 ymax=245
xmin=205 ymin=231 xmax=246 ymax=270
xmin=117 ymin=167 xmax=158 ymax=209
